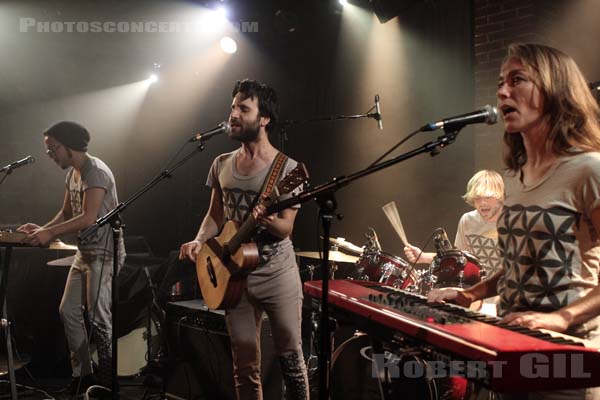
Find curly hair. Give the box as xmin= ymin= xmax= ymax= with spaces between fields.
xmin=232 ymin=79 xmax=279 ymax=134
xmin=501 ymin=43 xmax=600 ymax=171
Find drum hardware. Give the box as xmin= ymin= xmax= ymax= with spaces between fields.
xmin=364 ymin=227 xmax=382 ymax=253
xmin=306 ymin=313 xmax=340 ymax=378
xmin=307 ymin=264 xmax=316 ymax=281
xmin=305 ymin=311 xmax=320 ymax=374
xmin=419 ymin=269 xmax=437 ymax=295
xmin=433 ymin=228 xmax=453 ymax=255
xmin=304 ymin=263 xmax=339 ymax=280
xmin=330 ymin=263 xmax=339 ymax=279
xmin=298 ymin=246 xmax=358 ymax=280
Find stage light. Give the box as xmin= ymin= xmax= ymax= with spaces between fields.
xmin=220 ymin=36 xmax=237 ymax=54
xmin=201 ymin=6 xmax=229 ymax=33
xmin=148 ymin=74 xmax=158 ymax=84
xmin=339 ymin=0 xmax=348 ymax=6
xmin=215 ymin=6 xmax=228 ymax=20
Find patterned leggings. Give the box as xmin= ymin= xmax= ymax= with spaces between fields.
xmin=59 ymin=247 xmax=124 ymax=387
xmin=225 ymin=265 xmax=309 ymax=400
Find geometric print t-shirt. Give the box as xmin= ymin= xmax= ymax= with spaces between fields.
xmin=497 ymin=152 xmax=600 ymax=336
xmin=206 ymin=149 xmax=301 ymax=276
xmin=454 ymin=209 xmax=502 ymax=277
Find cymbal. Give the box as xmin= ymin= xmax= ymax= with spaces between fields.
xmin=328 ymin=237 xmax=364 ymax=255
xmin=0 ymin=355 xmax=30 ymax=375
xmin=47 ymin=255 xmax=75 ymax=267
xmin=296 ymin=251 xmax=359 ymax=263
xmin=48 ymin=240 xmax=78 ymax=251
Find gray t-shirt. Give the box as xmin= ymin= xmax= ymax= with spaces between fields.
xmin=497 ymin=152 xmax=600 ymax=337
xmin=67 ymin=156 xmax=122 ymax=255
xmin=454 ymin=210 xmax=502 ymax=276
xmin=206 ymin=149 xmax=301 ymax=278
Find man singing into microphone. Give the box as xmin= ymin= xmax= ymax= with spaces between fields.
xmin=404 ymin=170 xmax=505 ymax=280
xmin=18 ymin=121 xmax=125 ymax=394
xmin=179 ymin=79 xmax=309 ymax=399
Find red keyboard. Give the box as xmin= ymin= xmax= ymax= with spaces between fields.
xmin=304 ymin=279 xmax=600 ymax=393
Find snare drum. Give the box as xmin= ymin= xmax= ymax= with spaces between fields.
xmin=353 ymin=251 xmax=418 ymax=290
xmin=432 ymin=250 xmax=482 ymax=287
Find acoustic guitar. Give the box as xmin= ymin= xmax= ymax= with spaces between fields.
xmin=196 ymin=163 xmax=308 ymax=310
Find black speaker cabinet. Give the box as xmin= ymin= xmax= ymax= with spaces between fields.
xmin=165 ymin=300 xmax=283 ymax=400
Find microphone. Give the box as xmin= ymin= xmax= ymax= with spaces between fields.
xmin=433 ymin=227 xmax=453 ymax=256
xmin=374 ymin=94 xmax=383 ymax=130
xmin=420 ymin=105 xmax=498 ymax=132
xmin=189 ymin=121 xmax=231 ymax=143
xmin=0 ymin=155 xmax=35 ymax=172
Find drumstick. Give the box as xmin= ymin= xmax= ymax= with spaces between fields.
xmin=382 ymin=201 xmax=409 ymax=246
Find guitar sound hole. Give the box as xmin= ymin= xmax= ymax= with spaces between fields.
xmin=206 ymin=257 xmax=218 ymax=288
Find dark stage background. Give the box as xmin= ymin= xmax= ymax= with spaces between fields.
xmin=3 ymin=0 xmax=600 ymax=383
xmin=2 ymin=0 xmax=600 ymax=257
xmin=0 ymin=0 xmax=476 ymax=258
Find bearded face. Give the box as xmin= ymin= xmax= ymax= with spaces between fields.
xmin=228 ymin=93 xmax=268 ymax=142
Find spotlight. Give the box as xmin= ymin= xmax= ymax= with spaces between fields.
xmin=220 ymin=36 xmax=237 ymax=54
xmin=215 ymin=6 xmax=228 ymax=19
xmin=339 ymin=0 xmax=348 ymax=5
xmin=202 ymin=6 xmax=229 ymax=32
xmin=148 ymin=74 xmax=158 ymax=84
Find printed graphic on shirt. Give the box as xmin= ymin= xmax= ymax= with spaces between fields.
xmin=497 ymin=204 xmax=579 ymax=313
xmin=221 ymin=186 xmax=279 ymax=263
xmin=222 ymin=187 xmax=259 ymax=223
xmin=464 ymin=234 xmax=502 ymax=275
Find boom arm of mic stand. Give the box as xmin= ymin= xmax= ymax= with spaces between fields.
xmin=278 ymin=113 xmax=376 ymax=152
xmin=269 ymin=129 xmax=461 ymax=215
xmin=79 ymin=143 xmax=208 ymax=242
xmin=280 ymin=113 xmax=372 ymax=127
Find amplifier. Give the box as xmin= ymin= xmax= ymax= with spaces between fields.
xmin=165 ymin=299 xmax=283 ymax=400
xmin=166 ymin=299 xmax=227 ymax=335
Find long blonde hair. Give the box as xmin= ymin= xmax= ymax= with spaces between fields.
xmin=502 ymin=43 xmax=600 ymax=171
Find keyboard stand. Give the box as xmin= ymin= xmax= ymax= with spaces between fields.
xmin=0 ymin=245 xmax=19 ymax=400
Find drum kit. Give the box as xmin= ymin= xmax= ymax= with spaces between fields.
xmin=296 ymin=230 xmax=483 ymax=296
xmin=297 ymin=227 xmax=485 ymax=400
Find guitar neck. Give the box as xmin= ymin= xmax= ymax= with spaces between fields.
xmin=227 ymin=213 xmax=258 ymax=254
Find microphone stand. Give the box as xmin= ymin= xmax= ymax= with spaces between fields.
xmin=0 ymin=169 xmax=12 ymax=186
xmin=78 ymin=142 xmax=210 ymax=399
xmin=0 ymin=164 xmax=20 ymax=187
xmin=278 ymin=111 xmax=379 ymax=152
xmin=267 ymin=127 xmax=462 ymax=400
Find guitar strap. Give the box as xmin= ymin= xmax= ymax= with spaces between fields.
xmin=253 ymin=151 xmax=289 ymax=208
